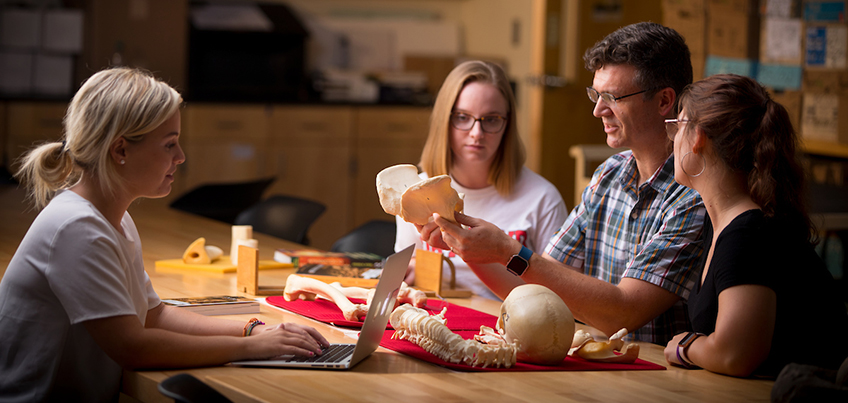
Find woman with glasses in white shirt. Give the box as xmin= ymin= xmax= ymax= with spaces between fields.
xmin=393 ymin=60 xmax=567 ymax=300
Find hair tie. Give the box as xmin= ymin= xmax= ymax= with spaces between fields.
xmin=60 ymin=140 xmax=67 ymax=154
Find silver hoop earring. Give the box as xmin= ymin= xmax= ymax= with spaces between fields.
xmin=681 ymin=151 xmax=705 ymax=177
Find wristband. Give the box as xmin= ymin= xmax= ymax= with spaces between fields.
xmin=676 ymin=345 xmax=695 ymax=368
xmin=243 ymin=318 xmax=264 ymax=337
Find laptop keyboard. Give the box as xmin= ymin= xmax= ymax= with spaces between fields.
xmin=289 ymin=344 xmax=355 ymax=363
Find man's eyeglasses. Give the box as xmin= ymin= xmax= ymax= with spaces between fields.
xmin=450 ymin=112 xmax=508 ymax=133
xmin=586 ymin=87 xmax=647 ymax=106
xmin=664 ymin=118 xmax=690 ymax=140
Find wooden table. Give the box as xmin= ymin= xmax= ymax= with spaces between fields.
xmin=0 ymin=185 xmax=775 ymax=402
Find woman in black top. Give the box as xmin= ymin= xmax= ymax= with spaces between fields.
xmin=663 ymin=73 xmax=848 ymax=377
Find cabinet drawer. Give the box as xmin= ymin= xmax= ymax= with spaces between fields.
xmin=183 ymin=104 xmax=269 ymax=141
xmin=355 ymin=106 xmax=430 ymax=144
xmin=270 ymin=106 xmax=353 ymax=147
xmin=6 ymin=102 xmax=67 ymax=164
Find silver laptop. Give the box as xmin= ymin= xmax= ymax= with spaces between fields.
xmin=231 ymin=244 xmax=413 ymax=370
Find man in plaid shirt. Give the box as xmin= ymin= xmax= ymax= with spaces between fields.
xmin=426 ymin=22 xmax=706 ymax=345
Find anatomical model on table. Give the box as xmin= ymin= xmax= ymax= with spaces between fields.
xmin=372 ymin=164 xmax=641 ymax=367
xmin=283 ymin=274 xmax=426 ymax=321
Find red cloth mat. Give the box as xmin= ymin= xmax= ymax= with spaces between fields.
xmin=265 ymin=296 xmax=498 ymax=330
xmin=380 ymin=330 xmax=666 ymax=372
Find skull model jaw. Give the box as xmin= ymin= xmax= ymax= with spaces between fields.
xmin=498 ymin=284 xmax=575 ymax=365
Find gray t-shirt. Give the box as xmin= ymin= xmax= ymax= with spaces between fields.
xmin=0 ymin=190 xmax=160 ymax=402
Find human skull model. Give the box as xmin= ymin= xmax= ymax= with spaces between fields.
xmin=498 ymin=284 xmax=575 ymax=365
xmin=376 ymin=164 xmax=464 ymax=225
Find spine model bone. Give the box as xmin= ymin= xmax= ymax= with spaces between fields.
xmin=390 ymin=304 xmax=518 ymax=368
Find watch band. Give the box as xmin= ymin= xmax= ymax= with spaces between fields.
xmin=506 ymin=245 xmax=532 ymax=276
xmin=677 ymin=332 xmax=705 ymax=368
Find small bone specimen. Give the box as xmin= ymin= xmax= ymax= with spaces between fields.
xmin=497 ymin=284 xmax=575 ymax=365
xmin=390 ymin=304 xmax=517 ymax=368
xmin=286 ymin=275 xmax=428 ymax=321
xmin=284 ymin=275 xmax=369 ymax=321
xmin=182 ymin=237 xmax=224 ymax=264
xmin=376 ymin=164 xmax=464 ymax=225
xmin=569 ymin=328 xmax=640 ymax=363
xmin=328 ymin=281 xmax=426 ymax=308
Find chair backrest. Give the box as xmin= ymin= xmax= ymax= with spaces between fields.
xmin=331 ymin=219 xmax=397 ymax=258
xmin=158 ymin=373 xmax=233 ymax=403
xmin=169 ymin=177 xmax=275 ymax=224
xmin=234 ymin=194 xmax=326 ymax=245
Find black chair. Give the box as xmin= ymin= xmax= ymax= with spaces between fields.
xmin=331 ymin=219 xmax=397 ymax=258
xmin=158 ymin=373 xmax=233 ymax=403
xmin=234 ymin=194 xmax=326 ymax=245
xmin=169 ymin=177 xmax=275 ymax=224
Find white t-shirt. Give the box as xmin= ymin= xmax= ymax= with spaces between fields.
xmin=395 ymin=166 xmax=567 ymax=300
xmin=0 ymin=190 xmax=161 ymax=402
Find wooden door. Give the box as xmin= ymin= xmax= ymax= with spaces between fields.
xmin=528 ymin=0 xmax=662 ymax=206
xmin=352 ymin=106 xmax=431 ymax=228
xmin=5 ymin=102 xmax=67 ymax=171
xmin=267 ymin=106 xmax=354 ymax=250
xmin=180 ymin=104 xmax=270 ymax=198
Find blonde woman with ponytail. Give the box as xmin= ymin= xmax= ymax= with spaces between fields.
xmin=0 ymin=67 xmax=327 ymax=402
xmin=663 ymin=74 xmax=848 ymax=377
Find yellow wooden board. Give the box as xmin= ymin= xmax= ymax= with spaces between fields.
xmin=155 ymin=256 xmax=292 ymax=273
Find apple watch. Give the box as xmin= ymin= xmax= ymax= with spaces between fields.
xmin=677 ymin=331 xmax=705 ymax=368
xmin=506 ymin=245 xmax=533 ymax=276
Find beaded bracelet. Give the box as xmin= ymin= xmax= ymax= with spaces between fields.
xmin=243 ymin=318 xmax=264 ymax=337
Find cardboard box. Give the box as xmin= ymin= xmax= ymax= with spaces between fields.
xmin=805 ymin=24 xmax=848 ymax=69
xmin=42 ymin=9 xmax=84 ymax=54
xmin=803 ymin=0 xmax=846 ymax=22
xmin=758 ymin=63 xmax=804 ymax=90
xmin=0 ymin=51 xmax=33 ymax=94
xmin=763 ymin=0 xmax=804 ymax=18
xmin=707 ymin=10 xmax=760 ymax=58
xmin=803 ymin=69 xmax=848 ymax=93
xmin=705 ymin=55 xmax=758 ymax=77
xmin=769 ymin=89 xmax=803 ymax=133
xmin=663 ymin=0 xmax=707 ymax=9
xmin=708 ymin=0 xmax=757 ymax=14
xmin=801 ymin=92 xmax=848 ymax=143
xmin=663 ymin=1 xmax=707 ymax=79
xmin=760 ymin=17 xmax=805 ymax=64
xmin=0 ymin=9 xmax=41 ymax=49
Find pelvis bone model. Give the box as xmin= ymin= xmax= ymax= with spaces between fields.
xmin=390 ymin=284 xmax=641 ymax=367
xmin=376 ymin=164 xmax=464 ymax=225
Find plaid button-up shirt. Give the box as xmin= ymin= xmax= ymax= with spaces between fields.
xmin=546 ymin=151 xmax=705 ymax=344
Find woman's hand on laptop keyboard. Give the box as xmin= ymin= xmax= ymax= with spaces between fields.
xmin=246 ymin=322 xmax=329 ymax=360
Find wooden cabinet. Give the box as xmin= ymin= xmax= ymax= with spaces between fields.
xmin=266 ymin=106 xmax=355 ymax=249
xmin=4 ymin=102 xmax=66 ymax=170
xmin=179 ymin=104 xmax=271 ymax=197
xmin=264 ymin=105 xmax=430 ymax=250
xmin=352 ymin=106 xmax=431 ymax=227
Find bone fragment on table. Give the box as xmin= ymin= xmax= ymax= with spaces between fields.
xmin=182 ymin=238 xmax=224 ymax=264
xmin=284 ymin=274 xmax=368 ymax=321
xmin=329 ymin=281 xmax=426 ymax=308
xmin=390 ymin=304 xmax=518 ymax=368
xmin=569 ymin=328 xmax=640 ymax=363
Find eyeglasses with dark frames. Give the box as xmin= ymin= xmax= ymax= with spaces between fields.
xmin=664 ymin=118 xmax=691 ymax=140
xmin=586 ymin=87 xmax=648 ymax=107
xmin=449 ymin=112 xmax=508 ymax=133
